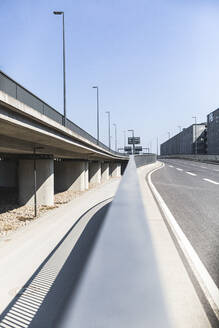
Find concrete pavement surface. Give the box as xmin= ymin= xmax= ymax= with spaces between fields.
xmin=1 ymin=159 xmax=218 ymax=328
xmin=138 ymin=162 xmax=215 ymax=328
xmin=152 ymin=159 xmax=219 ymax=290
xmin=0 ymin=177 xmax=120 ymax=318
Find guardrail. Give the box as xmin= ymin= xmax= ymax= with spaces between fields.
xmin=54 ymin=155 xmax=170 ymax=327
xmin=0 ymin=71 xmax=125 ymax=157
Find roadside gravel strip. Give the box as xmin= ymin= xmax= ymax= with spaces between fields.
xmin=146 ymin=163 xmax=219 ymax=322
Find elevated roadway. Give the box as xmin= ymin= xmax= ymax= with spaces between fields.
xmin=0 ymin=71 xmax=128 ymax=207
xmin=0 ymin=71 xmax=126 ymax=161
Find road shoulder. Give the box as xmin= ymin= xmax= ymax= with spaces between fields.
xmin=138 ymin=162 xmax=212 ymax=328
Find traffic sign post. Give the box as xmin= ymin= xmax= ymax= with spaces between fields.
xmin=128 ymin=137 xmax=140 ymax=145
xmin=124 ymin=146 xmax=132 ymax=152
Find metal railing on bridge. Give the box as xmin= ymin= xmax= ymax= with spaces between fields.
xmin=0 ymin=71 xmax=125 ymax=157
xmin=53 ymin=155 xmax=170 ymax=327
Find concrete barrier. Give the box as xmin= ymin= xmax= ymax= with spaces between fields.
xmin=134 ymin=154 xmax=157 ymax=168
xmin=159 ymin=154 xmax=219 ymax=163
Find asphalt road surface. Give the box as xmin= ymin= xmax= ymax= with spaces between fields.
xmin=151 ymin=159 xmax=219 ymax=289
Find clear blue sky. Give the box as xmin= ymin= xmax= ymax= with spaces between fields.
xmin=1 ymin=0 xmax=219 ymax=152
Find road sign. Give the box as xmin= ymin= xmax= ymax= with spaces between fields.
xmin=128 ymin=137 xmax=140 ymax=144
xmin=135 ymin=146 xmax=142 ymax=151
xmin=124 ymin=146 xmax=132 ymax=152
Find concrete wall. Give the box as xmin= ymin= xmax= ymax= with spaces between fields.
xmin=54 ymin=160 xmax=87 ymax=193
xmin=110 ymin=163 xmax=121 ymax=178
xmin=89 ymin=162 xmax=101 ymax=187
xmin=0 ymin=160 xmax=17 ymax=187
xmin=160 ymin=124 xmax=207 ymax=155
xmin=159 ymin=154 xmax=219 ymax=163
xmin=101 ymin=163 xmax=109 ymax=183
xmin=207 ymin=108 xmax=219 ymax=155
xmin=85 ymin=161 xmax=89 ymax=189
xmin=134 ymin=154 xmax=157 ymax=168
xmin=18 ymin=159 xmax=54 ymax=206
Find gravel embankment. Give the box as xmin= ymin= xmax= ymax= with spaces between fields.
xmin=0 ymin=189 xmax=84 ymax=237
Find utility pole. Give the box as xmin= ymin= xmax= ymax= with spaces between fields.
xmin=178 ymin=126 xmax=182 ymax=154
xmin=192 ymin=116 xmax=197 ymax=154
xmin=105 ymin=111 xmax=111 ymax=150
xmin=128 ymin=129 xmax=135 ymax=154
xmin=123 ymin=130 xmax=126 ymax=149
xmin=53 ymin=11 xmax=66 ymax=126
xmin=93 ymin=86 xmax=100 ymax=144
xmin=33 ymin=146 xmax=43 ymax=217
xmin=113 ymin=123 xmax=117 ymax=151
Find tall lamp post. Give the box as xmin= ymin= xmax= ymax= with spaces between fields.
xmin=105 ymin=111 xmax=111 ymax=149
xmin=93 ymin=86 xmax=100 ymax=144
xmin=123 ymin=130 xmax=126 ymax=149
xmin=113 ymin=123 xmax=117 ymax=151
xmin=53 ymin=11 xmax=66 ymax=126
xmin=192 ymin=116 xmax=197 ymax=154
xmin=178 ymin=126 xmax=182 ymax=154
xmin=128 ymin=129 xmax=135 ymax=154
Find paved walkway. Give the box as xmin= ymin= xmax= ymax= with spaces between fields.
xmin=0 ymin=178 xmax=120 ymax=315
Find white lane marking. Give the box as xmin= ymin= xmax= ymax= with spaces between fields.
xmin=213 ymin=169 xmax=219 ymax=172
xmin=148 ymin=167 xmax=219 ymax=316
xmin=203 ymin=178 xmax=219 ymax=185
xmin=200 ymin=166 xmax=207 ymax=169
xmin=176 ymin=168 xmax=183 ymax=171
xmin=186 ymin=171 xmax=197 ymax=176
xmin=168 ymin=165 xmax=174 ymax=168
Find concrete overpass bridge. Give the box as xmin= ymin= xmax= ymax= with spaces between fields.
xmin=0 ymin=72 xmax=217 ymax=327
xmin=0 ymin=71 xmax=128 ymax=207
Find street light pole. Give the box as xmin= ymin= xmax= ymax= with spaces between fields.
xmin=123 ymin=130 xmax=126 ymax=149
xmin=106 ymin=111 xmax=111 ymax=150
xmin=33 ymin=146 xmax=44 ymax=217
xmin=53 ymin=11 xmax=66 ymax=126
xmin=128 ymin=129 xmax=135 ymax=154
xmin=113 ymin=123 xmax=117 ymax=151
xmin=93 ymin=86 xmax=100 ymax=144
xmin=192 ymin=116 xmax=197 ymax=155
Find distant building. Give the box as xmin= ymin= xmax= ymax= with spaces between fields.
xmin=207 ymin=108 xmax=219 ymax=154
xmin=160 ymin=123 xmax=207 ymax=156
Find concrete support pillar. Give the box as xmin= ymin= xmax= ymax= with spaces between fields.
xmin=101 ymin=162 xmax=109 ymax=183
xmin=0 ymin=160 xmax=17 ymax=187
xmin=110 ymin=162 xmax=121 ymax=178
xmin=54 ymin=160 xmax=86 ymax=193
xmin=85 ymin=161 xmax=89 ymax=189
xmin=18 ymin=159 xmax=54 ymax=206
xmin=89 ymin=161 xmax=101 ymax=187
